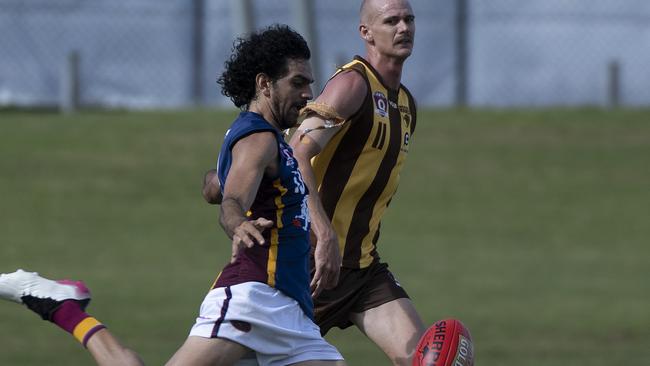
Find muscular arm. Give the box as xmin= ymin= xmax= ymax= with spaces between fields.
xmin=202 ymin=169 xmax=222 ymax=204
xmin=289 ymin=70 xmax=367 ymax=296
xmin=219 ymin=132 xmax=277 ymax=251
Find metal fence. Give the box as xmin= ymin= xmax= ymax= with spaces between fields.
xmin=467 ymin=0 xmax=650 ymax=107
xmin=1 ymin=0 xmax=649 ymax=110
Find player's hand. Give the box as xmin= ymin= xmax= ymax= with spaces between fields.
xmin=230 ymin=218 xmax=274 ymax=263
xmin=310 ymin=223 xmax=341 ymax=298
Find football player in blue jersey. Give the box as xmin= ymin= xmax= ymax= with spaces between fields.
xmin=1 ymin=24 xmax=345 ymax=366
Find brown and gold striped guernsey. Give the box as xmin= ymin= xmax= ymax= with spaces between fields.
xmin=313 ymin=56 xmax=417 ymax=269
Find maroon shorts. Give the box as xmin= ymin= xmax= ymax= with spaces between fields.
xmin=313 ymin=261 xmax=410 ymax=335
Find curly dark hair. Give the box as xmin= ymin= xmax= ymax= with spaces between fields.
xmin=217 ymin=24 xmax=311 ymax=109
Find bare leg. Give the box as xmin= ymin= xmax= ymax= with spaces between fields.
xmin=350 ymin=298 xmax=425 ymax=366
xmin=165 ymin=335 xmax=250 ymax=366
xmin=1 ymin=270 xmax=345 ymax=366
xmin=86 ymin=328 xmax=144 ymax=366
xmin=0 ymin=270 xmax=145 ymax=365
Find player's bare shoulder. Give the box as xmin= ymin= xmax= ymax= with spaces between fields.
xmin=317 ymin=69 xmax=368 ymax=119
xmin=232 ymin=131 xmax=279 ymax=171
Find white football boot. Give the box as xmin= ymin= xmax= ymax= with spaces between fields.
xmin=0 ymin=269 xmax=90 ymax=319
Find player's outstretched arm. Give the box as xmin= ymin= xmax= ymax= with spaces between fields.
xmin=219 ymin=131 xmax=277 ymax=261
xmin=289 ymin=70 xmax=367 ymax=297
xmin=0 ymin=270 xmax=144 ymax=366
xmin=290 ymin=128 xmax=340 ymax=298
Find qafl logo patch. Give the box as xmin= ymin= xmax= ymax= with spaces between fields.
xmin=373 ymin=92 xmax=388 ymax=117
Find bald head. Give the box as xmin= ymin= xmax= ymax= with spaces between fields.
xmin=360 ymin=0 xmax=412 ymax=24
xmin=360 ymin=0 xmax=372 ymax=23
xmin=358 ymin=0 xmax=415 ymax=66
xmin=360 ymin=0 xmax=379 ymax=24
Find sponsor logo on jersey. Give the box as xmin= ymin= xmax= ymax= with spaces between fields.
xmin=403 ymin=113 xmax=411 ymax=127
xmin=399 ymin=105 xmax=410 ymax=114
xmin=280 ymin=144 xmax=296 ymax=167
xmin=399 ymin=105 xmax=411 ymax=127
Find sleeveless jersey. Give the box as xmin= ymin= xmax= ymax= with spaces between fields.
xmin=214 ymin=111 xmax=313 ymax=319
xmin=312 ymin=56 xmax=417 ymax=269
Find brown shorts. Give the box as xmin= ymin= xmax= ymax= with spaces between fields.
xmin=313 ymin=261 xmax=410 ymax=335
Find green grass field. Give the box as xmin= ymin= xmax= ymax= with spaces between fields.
xmin=1 ymin=108 xmax=649 ymax=365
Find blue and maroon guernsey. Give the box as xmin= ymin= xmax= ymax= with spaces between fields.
xmin=213 ymin=111 xmax=313 ymax=319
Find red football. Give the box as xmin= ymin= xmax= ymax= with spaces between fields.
xmin=412 ymin=318 xmax=474 ymax=366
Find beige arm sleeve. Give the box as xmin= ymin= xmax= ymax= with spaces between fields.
xmin=296 ymin=102 xmax=346 ymax=140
